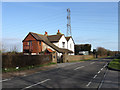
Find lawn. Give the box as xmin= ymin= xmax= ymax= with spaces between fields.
xmin=108 ymin=59 xmax=120 ymax=70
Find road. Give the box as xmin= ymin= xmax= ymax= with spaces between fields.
xmin=2 ymin=58 xmax=119 ymax=89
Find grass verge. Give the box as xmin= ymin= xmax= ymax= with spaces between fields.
xmin=68 ymin=58 xmax=95 ymax=63
xmin=108 ymin=59 xmax=120 ymax=70
xmin=68 ymin=56 xmax=110 ymax=63
xmin=2 ymin=62 xmax=56 ymax=73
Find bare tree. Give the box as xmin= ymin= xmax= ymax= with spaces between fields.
xmin=97 ymin=47 xmax=118 ymax=56
xmin=10 ymin=45 xmax=18 ymax=53
xmin=1 ymin=44 xmax=7 ymax=53
xmin=97 ymin=47 xmax=107 ymax=56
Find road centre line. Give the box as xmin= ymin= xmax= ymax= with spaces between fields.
xmin=98 ymin=69 xmax=108 ymax=89
xmin=23 ymin=75 xmax=27 ymax=77
xmin=0 ymin=78 xmax=12 ymax=82
xmin=86 ymin=81 xmax=91 ymax=87
xmin=101 ymin=68 xmax=103 ymax=70
xmin=104 ymin=63 xmax=108 ymax=68
xmin=21 ymin=79 xmax=51 ymax=90
xmin=90 ymin=62 xmax=95 ymax=64
xmin=74 ymin=66 xmax=85 ymax=70
xmin=98 ymin=71 xmax=101 ymax=74
xmin=86 ymin=63 xmax=108 ymax=87
xmin=93 ymin=75 xmax=97 ymax=79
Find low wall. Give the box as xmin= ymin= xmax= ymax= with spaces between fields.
xmin=2 ymin=54 xmax=52 ymax=68
xmin=65 ymin=55 xmax=94 ymax=62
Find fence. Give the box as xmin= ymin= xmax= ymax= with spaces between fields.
xmin=2 ymin=54 xmax=52 ymax=68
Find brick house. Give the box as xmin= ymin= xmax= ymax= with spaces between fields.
xmin=22 ymin=30 xmax=74 ymax=56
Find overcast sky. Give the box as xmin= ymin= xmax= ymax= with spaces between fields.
xmin=2 ymin=2 xmax=118 ymax=52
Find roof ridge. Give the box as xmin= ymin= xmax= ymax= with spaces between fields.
xmin=30 ymin=32 xmax=43 ymax=36
xmin=47 ymin=34 xmax=63 ymax=36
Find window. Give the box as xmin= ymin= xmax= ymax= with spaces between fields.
xmin=39 ymin=41 xmax=41 ymax=45
xmin=62 ymin=42 xmax=65 ymax=48
xmin=28 ymin=41 xmax=32 ymax=46
xmin=27 ymin=42 xmax=29 ymax=45
xmin=70 ymin=44 xmax=72 ymax=49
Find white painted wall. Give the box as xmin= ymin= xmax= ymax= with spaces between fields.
xmin=42 ymin=35 xmax=74 ymax=58
xmin=53 ymin=42 xmax=59 ymax=47
xmin=51 ymin=35 xmax=67 ymax=57
xmin=67 ymin=38 xmax=74 ymax=55
xmin=42 ymin=42 xmax=55 ymax=52
xmin=58 ymin=35 xmax=67 ymax=49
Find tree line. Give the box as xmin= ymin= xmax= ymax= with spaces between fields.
xmin=93 ymin=47 xmax=118 ymax=56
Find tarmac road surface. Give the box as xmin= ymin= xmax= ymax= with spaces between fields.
xmin=2 ymin=58 xmax=120 ymax=89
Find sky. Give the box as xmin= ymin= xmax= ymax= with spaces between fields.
xmin=2 ymin=2 xmax=118 ymax=52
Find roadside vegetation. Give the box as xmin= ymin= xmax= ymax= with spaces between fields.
xmin=2 ymin=62 xmax=56 ymax=73
xmin=2 ymin=44 xmax=119 ymax=73
xmin=96 ymin=47 xmax=118 ymax=57
xmin=108 ymin=58 xmax=120 ymax=70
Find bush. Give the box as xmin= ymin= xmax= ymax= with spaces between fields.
xmin=2 ymin=54 xmax=52 ymax=68
xmin=108 ymin=59 xmax=120 ymax=70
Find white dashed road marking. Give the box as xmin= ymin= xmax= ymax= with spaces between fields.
xmin=98 ymin=71 xmax=101 ymax=74
xmin=0 ymin=78 xmax=12 ymax=82
xmin=101 ymin=68 xmax=103 ymax=70
xmin=98 ymin=69 xmax=108 ymax=89
xmin=93 ymin=75 xmax=97 ymax=79
xmin=86 ymin=62 xmax=108 ymax=87
xmin=86 ymin=81 xmax=91 ymax=87
xmin=74 ymin=66 xmax=85 ymax=70
xmin=23 ymin=75 xmax=27 ymax=77
xmin=21 ymin=79 xmax=51 ymax=90
xmin=90 ymin=62 xmax=95 ymax=64
xmin=104 ymin=63 xmax=108 ymax=68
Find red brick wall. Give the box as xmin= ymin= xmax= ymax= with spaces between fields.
xmin=66 ymin=55 xmax=94 ymax=62
xmin=23 ymin=33 xmax=43 ymax=53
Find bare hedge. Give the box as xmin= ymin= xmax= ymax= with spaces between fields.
xmin=2 ymin=54 xmax=52 ymax=68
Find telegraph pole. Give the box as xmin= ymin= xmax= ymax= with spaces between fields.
xmin=67 ymin=8 xmax=72 ymax=36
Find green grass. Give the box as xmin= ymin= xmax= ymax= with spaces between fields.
xmin=68 ymin=56 xmax=111 ymax=63
xmin=108 ymin=59 xmax=120 ymax=70
xmin=2 ymin=62 xmax=56 ymax=73
xmin=68 ymin=58 xmax=95 ymax=63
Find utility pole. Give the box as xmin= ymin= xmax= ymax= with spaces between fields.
xmin=67 ymin=8 xmax=72 ymax=36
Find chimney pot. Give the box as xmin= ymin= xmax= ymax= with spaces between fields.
xmin=45 ymin=31 xmax=48 ymax=36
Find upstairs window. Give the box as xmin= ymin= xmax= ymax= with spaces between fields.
xmin=28 ymin=41 xmax=32 ymax=46
xmin=39 ymin=41 xmax=41 ymax=45
xmin=27 ymin=42 xmax=29 ymax=45
xmin=62 ymin=42 xmax=65 ymax=48
xmin=70 ymin=44 xmax=72 ymax=49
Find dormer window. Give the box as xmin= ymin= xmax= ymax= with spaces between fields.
xmin=62 ymin=42 xmax=65 ymax=48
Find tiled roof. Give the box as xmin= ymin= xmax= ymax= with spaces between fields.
xmin=29 ymin=32 xmax=73 ymax=53
xmin=47 ymin=48 xmax=53 ymax=53
xmin=65 ymin=37 xmax=71 ymax=41
xmin=47 ymin=34 xmax=63 ymax=42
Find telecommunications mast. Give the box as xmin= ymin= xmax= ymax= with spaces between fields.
xmin=67 ymin=8 xmax=72 ymax=36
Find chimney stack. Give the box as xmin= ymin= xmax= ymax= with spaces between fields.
xmin=57 ymin=29 xmax=61 ymax=35
xmin=44 ymin=31 xmax=48 ymax=36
